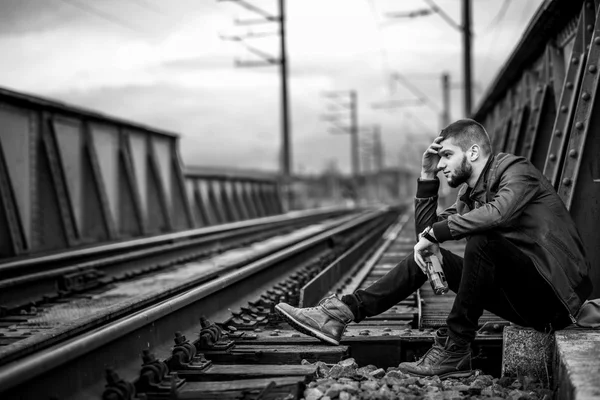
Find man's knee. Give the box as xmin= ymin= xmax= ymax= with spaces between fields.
xmin=464 ymin=232 xmax=502 ymax=254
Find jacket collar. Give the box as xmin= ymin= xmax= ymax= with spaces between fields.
xmin=459 ymin=154 xmax=495 ymax=203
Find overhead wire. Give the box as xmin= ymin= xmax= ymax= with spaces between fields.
xmin=478 ymin=0 xmax=512 ymax=37
xmin=422 ymin=0 xmax=462 ymax=32
xmin=364 ymin=0 xmax=392 ymax=90
xmin=478 ymin=0 xmax=513 ymax=76
xmin=56 ymin=0 xmax=149 ymax=34
xmin=124 ymin=0 xmax=166 ymax=15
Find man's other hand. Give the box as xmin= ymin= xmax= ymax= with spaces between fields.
xmin=414 ymin=236 xmax=442 ymax=274
xmin=421 ymin=136 xmax=444 ymax=179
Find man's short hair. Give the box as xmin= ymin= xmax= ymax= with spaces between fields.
xmin=440 ymin=119 xmax=492 ymax=155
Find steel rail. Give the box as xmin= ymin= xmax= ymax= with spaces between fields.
xmin=335 ymin=213 xmax=412 ymax=297
xmin=0 ymin=208 xmax=397 ymax=398
xmin=0 ymin=207 xmax=354 ymax=314
xmin=0 ymin=212 xmax=362 ymax=365
xmin=298 ymin=214 xmax=410 ymax=307
xmin=0 ymin=206 xmax=350 ymax=278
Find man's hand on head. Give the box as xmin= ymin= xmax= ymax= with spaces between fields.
xmin=421 ymin=136 xmax=444 ymax=179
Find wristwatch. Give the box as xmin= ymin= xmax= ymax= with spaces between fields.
xmin=421 ymin=226 xmax=439 ymax=244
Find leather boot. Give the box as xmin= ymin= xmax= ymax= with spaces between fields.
xmin=398 ymin=328 xmax=473 ymax=379
xmin=275 ymin=294 xmax=354 ymax=345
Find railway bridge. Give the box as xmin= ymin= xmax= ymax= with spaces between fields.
xmin=0 ymin=0 xmax=599 ymax=399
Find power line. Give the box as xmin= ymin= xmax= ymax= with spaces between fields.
xmin=392 ymin=73 xmax=441 ymax=113
xmin=124 ymin=0 xmax=166 ymax=15
xmin=364 ymin=0 xmax=391 ymax=88
xmin=478 ymin=0 xmax=513 ymax=74
xmin=422 ymin=0 xmax=462 ymax=32
xmin=57 ymin=0 xmax=148 ymax=34
xmin=478 ymin=0 xmax=511 ymax=37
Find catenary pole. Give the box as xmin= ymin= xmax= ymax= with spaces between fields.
xmin=462 ymin=0 xmax=472 ymax=116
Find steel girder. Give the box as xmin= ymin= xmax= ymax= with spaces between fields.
xmin=473 ymin=0 xmax=600 ymax=297
xmin=0 ymin=88 xmax=285 ymax=262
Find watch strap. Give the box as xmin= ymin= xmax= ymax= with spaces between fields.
xmin=422 ymin=227 xmax=438 ymax=244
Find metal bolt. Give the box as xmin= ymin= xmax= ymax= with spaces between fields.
xmin=383 ymin=327 xmax=392 ymax=332
xmin=589 ymin=65 xmax=597 ymax=73
xmin=359 ymin=330 xmax=370 ymax=336
xmin=582 ymin=92 xmax=591 ymax=101
xmin=537 ymin=86 xmax=543 ymax=93
xmin=572 ymin=57 xmax=579 ymax=65
xmin=586 ymin=1 xmax=592 ymax=8
xmin=555 ymin=129 xmax=562 ymax=137
xmin=576 ymin=121 xmax=584 ymax=130
xmin=174 ymin=331 xmax=186 ymax=345
xmin=269 ymin=332 xmax=279 ymax=336
xmin=562 ymin=178 xmax=572 ymax=186
xmin=291 ymin=333 xmax=300 ymax=337
xmin=566 ymin=82 xmax=574 ymax=89
xmin=595 ymin=37 xmax=600 ymax=45
xmin=549 ymin=154 xmax=557 ymax=161
xmin=561 ymin=105 xmax=568 ymax=113
xmin=569 ymin=149 xmax=578 ymax=158
xmin=588 ymin=24 xmax=594 ymax=32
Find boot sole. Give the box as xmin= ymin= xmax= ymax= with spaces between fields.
xmin=401 ymin=368 xmax=476 ymax=380
xmin=274 ymin=305 xmax=340 ymax=346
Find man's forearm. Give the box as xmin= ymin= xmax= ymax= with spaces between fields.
xmin=414 ymin=178 xmax=441 ymax=238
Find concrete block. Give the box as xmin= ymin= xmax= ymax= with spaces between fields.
xmin=554 ymin=330 xmax=600 ymax=400
xmin=501 ymin=325 xmax=554 ymax=383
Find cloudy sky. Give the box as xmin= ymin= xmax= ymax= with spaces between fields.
xmin=0 ymin=0 xmax=543 ymax=174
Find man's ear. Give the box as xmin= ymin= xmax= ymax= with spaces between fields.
xmin=470 ymin=145 xmax=480 ymax=162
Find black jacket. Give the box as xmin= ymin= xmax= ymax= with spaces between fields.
xmin=415 ymin=153 xmax=592 ymax=320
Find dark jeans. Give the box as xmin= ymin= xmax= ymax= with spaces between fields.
xmin=341 ymin=232 xmax=572 ymax=344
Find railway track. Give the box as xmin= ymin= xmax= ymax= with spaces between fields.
xmin=1 ymin=206 xmax=511 ymax=400
xmin=0 ymin=206 xmax=401 ymax=399
xmin=0 ymin=206 xmax=352 ymax=317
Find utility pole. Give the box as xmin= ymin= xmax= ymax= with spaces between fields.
xmin=321 ymin=90 xmax=360 ymax=180
xmin=279 ymin=0 xmax=291 ymax=184
xmin=385 ymin=0 xmax=473 ymax=117
xmin=219 ymin=0 xmax=292 ymax=207
xmin=349 ymin=90 xmax=359 ymax=179
xmin=373 ymin=125 xmax=384 ymax=173
xmin=441 ymin=72 xmax=451 ymax=128
xmin=462 ymin=0 xmax=472 ymax=117
xmin=372 ymin=125 xmax=384 ymax=202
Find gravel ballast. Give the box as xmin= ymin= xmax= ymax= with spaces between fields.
xmin=300 ymin=358 xmax=554 ymax=400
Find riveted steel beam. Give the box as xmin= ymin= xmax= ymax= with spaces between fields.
xmin=120 ymin=130 xmax=145 ymax=235
xmin=118 ymin=130 xmax=144 ymax=237
xmin=0 ymin=140 xmax=27 ymax=256
xmin=43 ymin=114 xmax=79 ymax=247
xmin=557 ymin=6 xmax=600 ymax=208
xmin=543 ymin=5 xmax=595 ymax=186
xmin=505 ymin=74 xmax=531 ymax=155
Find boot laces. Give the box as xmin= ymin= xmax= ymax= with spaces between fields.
xmin=417 ymin=343 xmax=445 ymax=365
xmin=302 ymin=298 xmax=330 ymax=312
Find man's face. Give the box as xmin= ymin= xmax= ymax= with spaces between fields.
xmin=436 ymin=139 xmax=473 ymax=188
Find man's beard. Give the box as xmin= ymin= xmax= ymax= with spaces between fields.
xmin=447 ymin=155 xmax=472 ymax=188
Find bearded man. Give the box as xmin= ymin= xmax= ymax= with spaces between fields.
xmin=276 ymin=119 xmax=591 ymax=378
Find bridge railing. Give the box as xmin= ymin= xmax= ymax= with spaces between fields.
xmin=0 ymin=87 xmax=284 ymax=260
xmin=473 ymin=0 xmax=600 ymax=297
xmin=183 ymin=166 xmax=283 ymax=226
